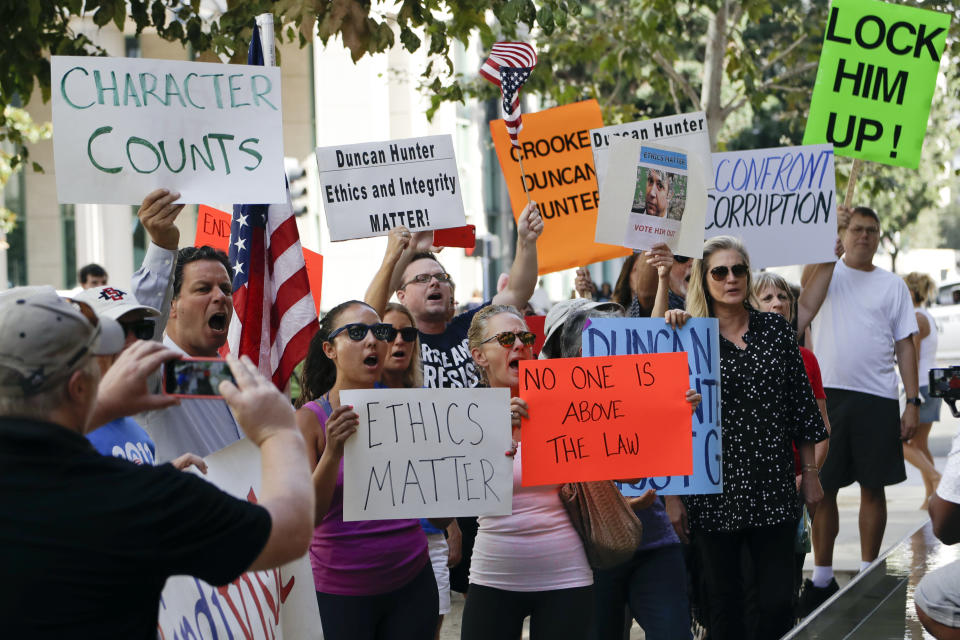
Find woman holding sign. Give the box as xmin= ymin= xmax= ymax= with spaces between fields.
xmin=460 ymin=304 xmax=595 ymax=640
xmin=295 ymin=300 xmax=439 ymax=640
xmin=665 ymin=237 xmax=827 ymax=640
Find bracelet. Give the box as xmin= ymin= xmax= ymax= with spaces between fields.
xmin=801 ymin=464 xmax=819 ymax=472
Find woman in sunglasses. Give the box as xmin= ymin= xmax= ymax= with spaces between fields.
xmin=664 ymin=237 xmax=827 ymax=639
xmin=460 ymin=305 xmax=595 ymax=640
xmin=296 ymin=300 xmax=439 ymax=640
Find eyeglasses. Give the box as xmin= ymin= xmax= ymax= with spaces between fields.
xmin=848 ymin=225 xmax=880 ymax=237
xmin=401 ymin=272 xmax=453 ymax=288
xmin=393 ymin=326 xmax=419 ymax=342
xmin=709 ymin=264 xmax=749 ymax=281
xmin=673 ymin=255 xmax=690 ymax=263
xmin=327 ymin=322 xmax=397 ymax=342
xmin=121 ymin=319 xmax=155 ymax=341
xmin=480 ymin=331 xmax=537 ymax=348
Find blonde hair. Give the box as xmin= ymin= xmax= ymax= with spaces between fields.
xmin=752 ymin=271 xmax=797 ymax=323
xmin=384 ymin=302 xmax=423 ymax=388
xmin=467 ymin=304 xmax=526 ymax=386
xmin=903 ymin=272 xmax=936 ymax=306
xmin=685 ymin=236 xmax=755 ymax=318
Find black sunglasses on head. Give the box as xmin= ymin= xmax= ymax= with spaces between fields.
xmin=121 ymin=319 xmax=155 ymax=341
xmin=709 ymin=264 xmax=749 ymax=281
xmin=480 ymin=331 xmax=537 ymax=348
xmin=328 ymin=322 xmax=397 ymax=342
xmin=673 ymin=255 xmax=690 ymax=263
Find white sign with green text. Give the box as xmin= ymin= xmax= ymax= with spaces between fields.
xmin=51 ymin=56 xmax=286 ymax=205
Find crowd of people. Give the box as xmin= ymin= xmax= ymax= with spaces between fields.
xmin=2 ymin=191 xmax=956 ymax=640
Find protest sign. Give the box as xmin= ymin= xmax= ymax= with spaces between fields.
xmin=583 ymin=318 xmax=722 ymax=495
xmin=596 ymin=139 xmax=706 ymax=258
xmin=433 ymin=224 xmax=477 ymax=250
xmin=157 ymin=440 xmax=321 ymax=638
xmin=525 ymin=315 xmax=547 ymax=357
xmin=194 ymin=205 xmax=232 ymax=253
xmin=705 ymin=144 xmax=837 ymax=268
xmin=315 ymin=135 xmax=466 ymax=241
xmin=518 ymin=353 xmax=692 ymax=486
xmin=803 ymin=0 xmax=950 ymax=169
xmin=340 ymin=387 xmax=514 ymax=520
xmin=303 ymin=248 xmax=323 ymax=314
xmin=490 ymin=100 xmax=631 ymax=274
xmin=51 ymin=56 xmax=286 ymax=205
xmin=590 ymin=111 xmax=714 ymax=190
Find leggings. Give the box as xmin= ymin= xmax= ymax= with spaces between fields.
xmin=695 ymin=521 xmax=796 ymax=640
xmin=315 ymin=563 xmax=438 ymax=640
xmin=460 ymin=583 xmax=594 ymax=640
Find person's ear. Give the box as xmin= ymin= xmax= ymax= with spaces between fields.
xmin=396 ymin=288 xmax=406 ymax=304
xmin=322 ymin=339 xmax=337 ymax=363
xmin=67 ymin=364 xmax=98 ymax=408
xmin=169 ymin=296 xmax=179 ymax=320
xmin=471 ymin=346 xmax=489 ymax=371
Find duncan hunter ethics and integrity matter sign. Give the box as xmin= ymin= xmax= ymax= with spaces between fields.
xmin=705 ymin=144 xmax=838 ymax=268
xmin=583 ymin=318 xmax=722 ymax=495
xmin=491 ymin=100 xmax=631 ymax=275
xmin=340 ymin=388 xmax=514 ymax=520
xmin=518 ymin=353 xmax=692 ymax=486
xmin=316 ymin=135 xmax=466 ymax=241
xmin=51 ymin=56 xmax=286 ymax=205
xmin=803 ymin=0 xmax=950 ymax=168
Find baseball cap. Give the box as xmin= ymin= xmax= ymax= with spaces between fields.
xmin=74 ymin=285 xmax=159 ymax=321
xmin=540 ymin=298 xmax=622 ymax=359
xmin=0 ymin=286 xmax=125 ymax=396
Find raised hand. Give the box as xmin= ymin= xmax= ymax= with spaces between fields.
xmin=138 ymin=189 xmax=184 ymax=250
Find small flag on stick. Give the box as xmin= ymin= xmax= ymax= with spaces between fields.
xmin=479 ymin=42 xmax=537 ymax=149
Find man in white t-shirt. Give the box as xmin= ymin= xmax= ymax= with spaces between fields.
xmin=915 ymin=427 xmax=960 ymax=638
xmin=796 ymin=206 xmax=920 ymax=615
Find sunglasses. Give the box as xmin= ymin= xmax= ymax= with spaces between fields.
xmin=393 ymin=326 xmax=419 ymax=343
xmin=328 ymin=322 xmax=397 ymax=342
xmin=121 ymin=319 xmax=155 ymax=341
xmin=480 ymin=331 xmax=537 ymax=348
xmin=673 ymin=255 xmax=690 ymax=263
xmin=709 ymin=264 xmax=749 ymax=281
xmin=401 ymin=272 xmax=453 ymax=288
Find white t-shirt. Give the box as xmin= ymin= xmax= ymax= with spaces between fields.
xmin=469 ymin=447 xmax=593 ymax=592
xmin=937 ymin=430 xmax=960 ymax=505
xmin=811 ymin=258 xmax=918 ymax=399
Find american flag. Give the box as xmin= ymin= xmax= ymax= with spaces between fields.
xmin=479 ymin=42 xmax=537 ymax=148
xmin=227 ymin=23 xmax=319 ymax=390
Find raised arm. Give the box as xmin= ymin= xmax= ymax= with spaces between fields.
xmin=364 ymin=226 xmax=412 ymax=317
xmin=798 ymin=207 xmax=850 ymax=336
xmin=220 ymin=356 xmax=314 ymax=571
xmin=633 ymin=252 xmax=662 ymax=313
xmin=647 ymin=244 xmax=674 ymax=318
xmin=385 ymin=230 xmax=436 ymax=294
xmin=493 ymin=202 xmax=544 ymax=308
xmin=132 ymin=189 xmax=185 ymax=340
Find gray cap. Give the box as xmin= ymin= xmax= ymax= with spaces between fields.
xmin=540 ymin=298 xmax=622 ymax=359
xmin=74 ymin=285 xmax=159 ymax=321
xmin=0 ymin=286 xmax=125 ymax=396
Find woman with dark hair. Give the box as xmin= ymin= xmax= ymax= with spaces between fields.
xmin=295 ymin=300 xmax=439 ymax=640
xmin=666 ymin=236 xmax=827 ymax=639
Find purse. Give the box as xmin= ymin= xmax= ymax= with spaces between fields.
xmin=559 ymin=480 xmax=644 ymax=569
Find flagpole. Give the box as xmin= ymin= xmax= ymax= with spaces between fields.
xmin=517 ymin=152 xmax=532 ymax=204
xmin=255 ymin=13 xmax=276 ymax=67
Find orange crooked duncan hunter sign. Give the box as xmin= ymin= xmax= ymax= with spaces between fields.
xmin=491 ymin=99 xmax=631 ymax=275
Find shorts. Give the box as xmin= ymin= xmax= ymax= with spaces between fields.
xmin=918 ymin=385 xmax=943 ymax=424
xmin=427 ymin=532 xmax=451 ymax=615
xmin=916 ymin=559 xmax=960 ymax=627
xmin=819 ymin=388 xmax=906 ymax=491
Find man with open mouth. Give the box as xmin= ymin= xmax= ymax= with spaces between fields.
xmin=130 ymin=188 xmax=244 ymax=463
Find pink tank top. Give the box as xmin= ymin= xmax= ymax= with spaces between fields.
xmin=304 ymin=400 xmax=428 ymax=595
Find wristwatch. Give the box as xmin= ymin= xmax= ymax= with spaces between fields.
xmin=906 ymin=397 xmax=922 ymax=406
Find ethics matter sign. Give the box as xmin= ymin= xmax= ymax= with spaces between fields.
xmin=803 ymin=0 xmax=950 ymax=168
xmin=51 ymin=56 xmax=286 ymax=205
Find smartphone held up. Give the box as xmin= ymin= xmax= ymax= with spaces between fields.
xmin=163 ymin=358 xmax=235 ymax=398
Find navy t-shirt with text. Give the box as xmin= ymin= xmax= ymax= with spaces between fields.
xmin=419 ymin=303 xmax=487 ymax=389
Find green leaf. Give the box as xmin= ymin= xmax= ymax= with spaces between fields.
xmin=112 ymin=0 xmax=127 ymax=31
xmin=400 ymin=26 xmax=421 ymax=52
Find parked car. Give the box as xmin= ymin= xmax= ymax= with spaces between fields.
xmin=931 ymin=279 xmax=960 ymax=362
